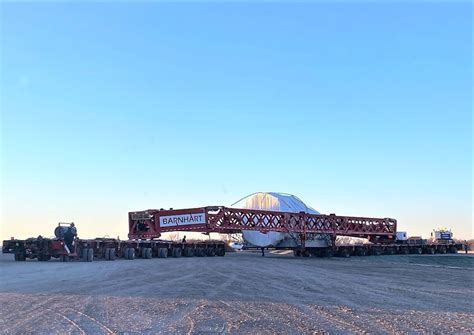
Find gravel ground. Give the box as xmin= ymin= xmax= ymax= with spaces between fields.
xmin=0 ymin=251 xmax=473 ymax=334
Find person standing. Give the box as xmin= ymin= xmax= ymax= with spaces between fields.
xmin=64 ymin=223 xmax=77 ymax=253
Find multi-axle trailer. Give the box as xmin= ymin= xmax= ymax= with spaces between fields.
xmin=2 ymin=236 xmax=226 ymax=262
xmin=2 ymin=206 xmax=464 ymax=261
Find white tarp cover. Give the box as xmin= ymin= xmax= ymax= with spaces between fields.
xmin=231 ymin=192 xmax=319 ymax=247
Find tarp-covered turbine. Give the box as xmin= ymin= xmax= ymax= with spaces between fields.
xmin=231 ymin=192 xmax=320 ymax=247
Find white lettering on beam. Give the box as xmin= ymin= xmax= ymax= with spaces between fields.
xmin=159 ymin=213 xmax=206 ymax=227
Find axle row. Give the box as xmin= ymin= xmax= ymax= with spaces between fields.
xmin=293 ymin=243 xmax=460 ymax=258
xmin=4 ymin=238 xmax=227 ymax=262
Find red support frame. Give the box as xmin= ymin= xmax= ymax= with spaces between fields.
xmin=128 ymin=206 xmax=397 ymax=240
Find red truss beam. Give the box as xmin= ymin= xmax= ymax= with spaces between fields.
xmin=128 ymin=206 xmax=397 ymax=240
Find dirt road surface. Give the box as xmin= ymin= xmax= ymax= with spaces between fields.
xmin=1 ymin=251 xmax=473 ymax=334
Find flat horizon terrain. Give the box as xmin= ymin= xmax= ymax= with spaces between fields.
xmin=0 ymin=251 xmax=473 ymax=334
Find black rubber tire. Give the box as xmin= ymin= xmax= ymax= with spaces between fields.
xmin=126 ymin=248 xmax=135 ymax=260
xmin=38 ymin=254 xmax=50 ymax=261
xmin=82 ymin=249 xmax=89 ymax=261
xmin=356 ymin=248 xmax=367 ymax=256
xmin=398 ymin=247 xmax=409 ymax=255
xmin=325 ymin=249 xmax=334 ymax=257
xmin=86 ymin=248 xmax=94 ymax=262
xmin=206 ymin=248 xmax=216 ymax=257
xmin=159 ymin=248 xmax=168 ymax=258
xmin=216 ymin=248 xmax=225 ymax=257
xmin=123 ymin=248 xmax=129 ymax=259
xmin=385 ymin=248 xmax=394 ymax=255
xmin=141 ymin=248 xmax=147 ymax=259
xmin=372 ymin=248 xmax=382 ymax=256
xmin=109 ymin=248 xmax=116 ymax=260
xmin=196 ymin=248 xmax=205 ymax=257
xmin=172 ymin=248 xmax=182 ymax=258
xmin=184 ymin=248 xmax=194 ymax=257
xmin=312 ymin=249 xmax=322 ymax=257
xmin=145 ymin=248 xmax=152 ymax=259
xmin=14 ymin=253 xmax=26 ymax=261
xmin=425 ymin=247 xmax=435 ymax=254
xmin=105 ymin=248 xmax=110 ymax=260
xmin=293 ymin=250 xmax=301 ymax=257
xmin=61 ymin=255 xmax=70 ymax=262
xmin=338 ymin=249 xmax=351 ymax=258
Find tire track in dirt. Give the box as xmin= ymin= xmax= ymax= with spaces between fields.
xmin=46 ymin=308 xmax=86 ymax=334
xmin=63 ymin=308 xmax=115 ymax=334
xmin=0 ymin=295 xmax=59 ymax=334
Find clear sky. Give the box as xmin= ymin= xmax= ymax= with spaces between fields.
xmin=1 ymin=1 xmax=472 ymax=241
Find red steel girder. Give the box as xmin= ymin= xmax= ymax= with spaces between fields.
xmin=128 ymin=206 xmax=396 ymax=240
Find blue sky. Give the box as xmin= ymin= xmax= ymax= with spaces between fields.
xmin=1 ymin=2 xmax=472 ymax=240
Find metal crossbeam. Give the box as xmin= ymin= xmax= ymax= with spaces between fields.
xmin=128 ymin=207 xmax=397 ymax=240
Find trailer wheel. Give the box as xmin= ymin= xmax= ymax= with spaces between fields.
xmin=123 ymin=248 xmax=135 ymax=260
xmin=398 ymin=247 xmax=409 ymax=255
xmin=105 ymin=248 xmax=115 ymax=261
xmin=81 ymin=248 xmax=89 ymax=262
xmin=183 ymin=248 xmax=193 ymax=257
xmin=425 ymin=247 xmax=435 ymax=254
xmin=371 ymin=247 xmax=382 ymax=256
xmin=325 ymin=248 xmax=334 ymax=257
xmin=126 ymin=248 xmax=135 ymax=260
xmin=195 ymin=248 xmax=204 ymax=257
xmin=159 ymin=248 xmax=168 ymax=258
xmin=60 ymin=255 xmax=70 ymax=262
xmin=385 ymin=247 xmax=395 ymax=255
xmin=172 ymin=248 xmax=182 ymax=258
xmin=413 ymin=247 xmax=422 ymax=255
xmin=86 ymin=248 xmax=94 ymax=262
xmin=217 ymin=248 xmax=225 ymax=257
xmin=338 ymin=248 xmax=351 ymax=258
xmin=142 ymin=248 xmax=152 ymax=259
xmin=145 ymin=248 xmax=152 ymax=259
xmin=38 ymin=254 xmax=50 ymax=261
xmin=109 ymin=248 xmax=116 ymax=260
xmin=437 ymin=246 xmax=447 ymax=254
xmin=206 ymin=248 xmax=216 ymax=257
xmin=354 ymin=248 xmax=365 ymax=256
xmin=123 ymin=248 xmax=129 ymax=259
xmin=14 ymin=253 xmax=26 ymax=261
